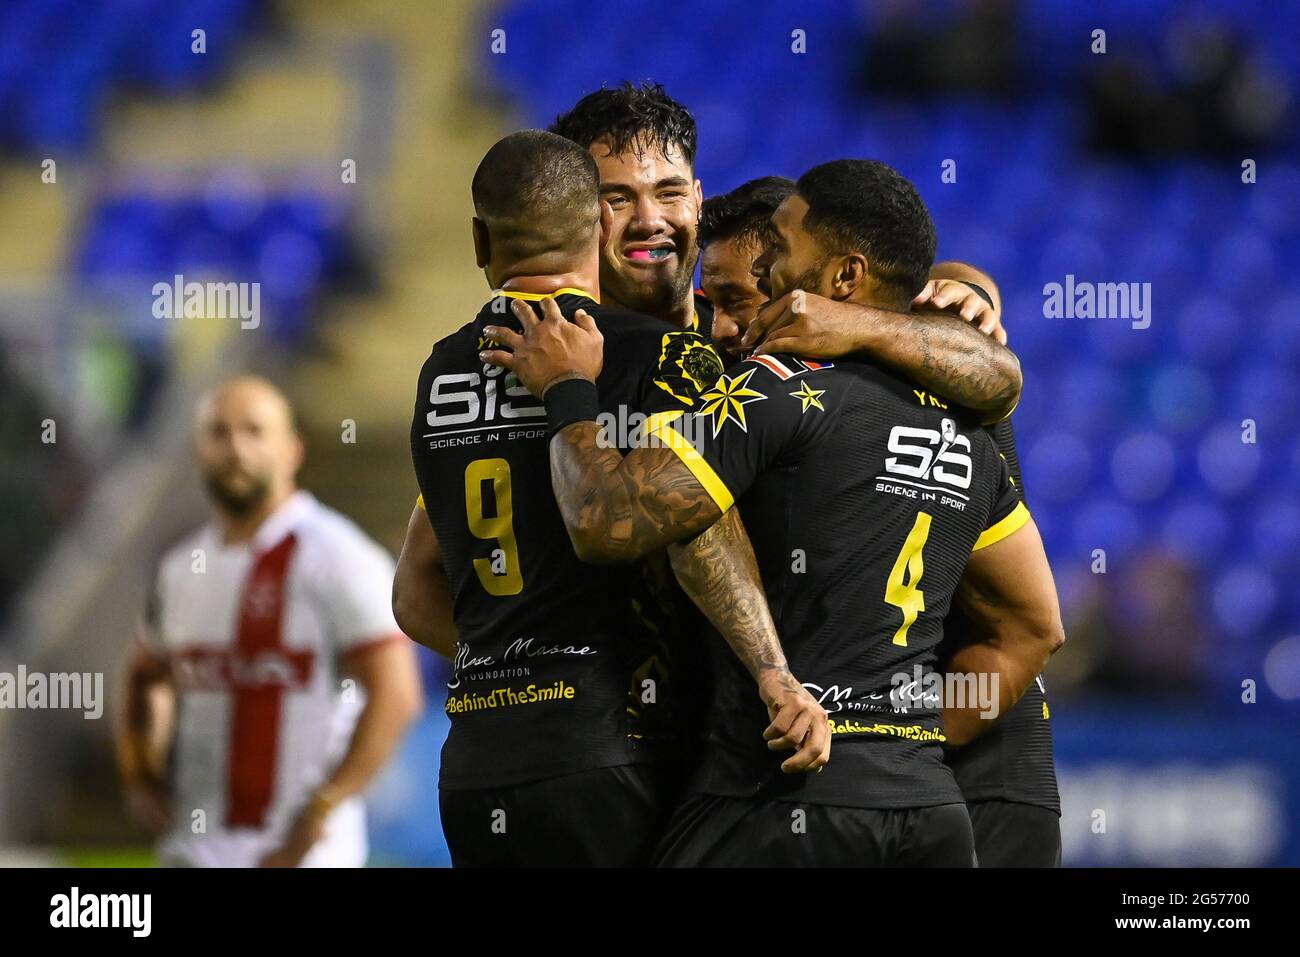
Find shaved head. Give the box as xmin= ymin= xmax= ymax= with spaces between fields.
xmin=471 ymin=130 xmax=602 ymax=275
xmin=194 ymin=375 xmax=303 ymax=519
xmin=196 ymin=376 xmax=297 ymax=434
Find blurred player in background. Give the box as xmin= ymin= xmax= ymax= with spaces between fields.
xmin=700 ymin=176 xmax=1063 ymax=865
xmin=486 ymin=159 xmax=1065 ymax=866
xmin=553 ymin=82 xmax=1023 ymax=420
xmin=116 ymin=376 xmax=423 ymax=867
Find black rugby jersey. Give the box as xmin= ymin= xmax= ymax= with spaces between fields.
xmin=411 ymin=290 xmax=725 ymax=790
xmin=646 ymin=354 xmax=1028 ymax=809
xmin=942 ymin=417 xmax=1061 ymax=813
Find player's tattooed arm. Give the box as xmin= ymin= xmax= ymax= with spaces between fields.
xmin=549 ymin=421 xmax=721 ymax=563
xmin=480 ymin=297 xmax=719 ymax=559
xmin=669 ymin=509 xmax=830 ymax=774
xmin=741 ymin=289 xmax=1021 ymax=424
xmin=482 ymin=299 xmax=829 ymax=770
xmin=669 ymin=511 xmax=784 ymax=672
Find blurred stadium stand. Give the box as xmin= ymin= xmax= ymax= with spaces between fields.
xmin=0 ymin=0 xmax=500 ymax=866
xmin=0 ymin=0 xmax=1296 ymax=865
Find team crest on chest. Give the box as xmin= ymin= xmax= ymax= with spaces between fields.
xmin=654 ymin=331 xmax=726 ymax=406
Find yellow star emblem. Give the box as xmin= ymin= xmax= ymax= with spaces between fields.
xmin=699 ymin=368 xmax=767 ymax=436
xmin=789 ymin=381 xmax=825 ymax=413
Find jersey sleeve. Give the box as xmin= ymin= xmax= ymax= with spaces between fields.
xmin=644 ymin=355 xmax=831 ymax=513
xmin=989 ymin=417 xmax=1026 ymax=501
xmin=319 ymin=527 xmax=403 ymax=653
xmin=972 ymin=451 xmax=1030 ymax=551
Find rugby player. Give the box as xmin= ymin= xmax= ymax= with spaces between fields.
xmin=698 ymin=176 xmax=797 ymax=356
xmin=402 ymin=130 xmax=827 ymax=867
xmin=700 ymin=176 xmax=1006 ymax=352
xmin=116 ymin=377 xmax=423 ymax=867
xmin=699 ymin=177 xmax=1062 ymax=864
xmin=484 ymin=159 xmax=1065 ymax=866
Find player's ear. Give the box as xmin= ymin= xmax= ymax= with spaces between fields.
xmin=598 ymin=203 xmax=612 ymax=249
xmin=833 ymin=253 xmax=869 ymax=299
xmin=471 ymin=217 xmax=490 ymax=269
xmin=693 ymin=179 xmax=704 ymax=210
xmin=288 ymin=430 xmax=306 ymax=478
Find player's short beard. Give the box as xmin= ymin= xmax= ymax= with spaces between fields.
xmin=203 ymin=469 xmax=272 ymax=517
xmin=606 ymin=241 xmax=698 ymax=319
xmin=790 ymin=258 xmax=833 ymax=300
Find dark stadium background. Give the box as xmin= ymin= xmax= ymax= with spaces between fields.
xmin=0 ymin=0 xmax=1297 ymax=866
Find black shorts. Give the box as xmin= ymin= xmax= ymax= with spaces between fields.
xmin=968 ymin=799 xmax=1061 ymax=867
xmin=439 ymin=763 xmax=668 ymax=867
xmin=655 ymin=794 xmax=976 ymax=867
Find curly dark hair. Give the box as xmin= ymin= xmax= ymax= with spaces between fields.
xmin=699 ymin=175 xmax=796 ymax=249
xmin=550 ymin=82 xmax=697 ymax=168
xmin=796 ymin=160 xmax=936 ymax=298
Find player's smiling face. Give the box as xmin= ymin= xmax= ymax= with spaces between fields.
xmin=590 ymin=133 xmax=702 ymax=319
xmin=758 ymin=194 xmax=833 ymax=302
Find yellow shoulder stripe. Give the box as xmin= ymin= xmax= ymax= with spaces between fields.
xmin=973 ymin=501 xmax=1030 ymax=551
xmin=996 ymin=391 xmax=1021 ymax=422
xmin=644 ymin=411 xmax=735 ymax=513
xmin=499 ymin=287 xmax=599 ymax=303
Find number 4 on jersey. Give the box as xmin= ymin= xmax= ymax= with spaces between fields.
xmin=885 ymin=512 xmax=932 ymax=646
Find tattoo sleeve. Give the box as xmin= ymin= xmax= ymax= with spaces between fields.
xmin=859 ymin=307 xmax=1022 ymax=422
xmin=667 ymin=508 xmax=788 ymax=681
xmin=548 ymin=421 xmax=722 ymax=563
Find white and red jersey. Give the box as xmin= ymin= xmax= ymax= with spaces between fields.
xmin=140 ymin=491 xmax=401 ymax=867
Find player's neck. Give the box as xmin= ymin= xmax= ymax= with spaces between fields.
xmin=844 ymin=279 xmax=912 ymax=314
xmin=606 ymin=289 xmax=696 ymax=329
xmin=496 ymin=270 xmax=600 ymax=301
xmin=216 ymin=486 xmax=297 ymax=546
xmin=657 ymin=294 xmax=696 ymax=329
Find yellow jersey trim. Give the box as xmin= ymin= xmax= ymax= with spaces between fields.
xmin=644 ymin=411 xmax=735 ymax=513
xmin=973 ymin=501 xmax=1030 ymax=551
xmin=416 ymin=494 xmax=425 ymax=510
xmin=499 ymin=287 xmax=599 ymax=303
xmin=996 ymin=389 xmax=1022 ymax=422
